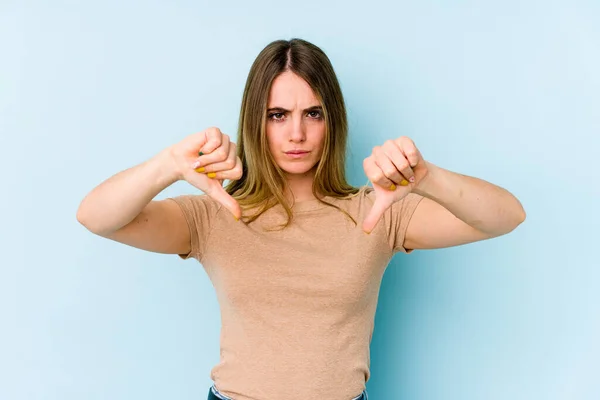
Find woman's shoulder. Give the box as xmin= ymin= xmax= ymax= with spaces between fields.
xmin=168 ymin=192 xmax=224 ymax=217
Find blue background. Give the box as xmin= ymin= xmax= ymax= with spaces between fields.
xmin=2 ymin=1 xmax=599 ymax=399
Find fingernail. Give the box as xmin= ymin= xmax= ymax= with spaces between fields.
xmin=207 ymin=172 xmax=217 ymax=178
xmin=191 ymin=161 xmax=200 ymax=169
xmin=194 ymin=167 xmax=205 ymax=173
xmin=234 ymin=215 xmax=239 ymax=221
xmin=389 ymin=184 xmax=396 ymax=191
xmin=198 ymin=151 xmax=204 ymax=156
xmin=365 ymin=230 xmax=371 ymax=235
xmin=400 ymin=179 xmax=409 ymax=186
xmin=409 ymin=176 xmax=415 ymax=183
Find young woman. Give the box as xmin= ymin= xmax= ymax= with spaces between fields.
xmin=77 ymin=38 xmax=525 ymax=400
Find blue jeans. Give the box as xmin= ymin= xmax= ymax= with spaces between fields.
xmin=207 ymin=384 xmax=368 ymax=400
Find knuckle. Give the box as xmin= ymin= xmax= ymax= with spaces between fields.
xmin=372 ymin=171 xmax=384 ymax=182
xmin=396 ymin=161 xmax=408 ymax=171
xmin=224 ymin=158 xmax=235 ymax=169
xmin=208 ymin=128 xmax=223 ymax=142
xmin=384 ymin=167 xmax=397 ymax=177
xmin=215 ymin=148 xmax=227 ymax=159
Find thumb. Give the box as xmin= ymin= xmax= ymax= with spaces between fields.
xmin=206 ymin=184 xmax=242 ymax=221
xmin=362 ymin=196 xmax=393 ymax=234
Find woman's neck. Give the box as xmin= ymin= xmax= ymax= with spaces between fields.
xmin=284 ymin=169 xmax=319 ymax=203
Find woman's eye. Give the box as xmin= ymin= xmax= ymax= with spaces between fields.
xmin=269 ymin=112 xmax=285 ymax=121
xmin=268 ymin=111 xmax=321 ymax=121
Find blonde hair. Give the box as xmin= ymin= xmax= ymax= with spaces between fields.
xmin=225 ymin=38 xmax=360 ymax=228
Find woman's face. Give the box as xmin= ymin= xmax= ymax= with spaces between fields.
xmin=265 ymin=71 xmax=326 ymax=177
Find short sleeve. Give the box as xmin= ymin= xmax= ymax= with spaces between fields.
xmin=362 ymin=187 xmax=424 ymax=254
xmin=386 ymin=192 xmax=425 ymax=254
xmin=166 ymin=194 xmax=221 ymax=261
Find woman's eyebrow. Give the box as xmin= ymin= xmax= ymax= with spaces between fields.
xmin=267 ymin=105 xmax=323 ymax=113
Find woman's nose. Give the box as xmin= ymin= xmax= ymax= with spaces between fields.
xmin=289 ymin=118 xmax=306 ymax=142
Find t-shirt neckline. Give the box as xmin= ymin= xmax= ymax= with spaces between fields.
xmin=290 ymin=197 xmax=332 ymax=212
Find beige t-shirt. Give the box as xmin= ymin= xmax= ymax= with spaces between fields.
xmin=168 ymin=186 xmax=423 ymax=400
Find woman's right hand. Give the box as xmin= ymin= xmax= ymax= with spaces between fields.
xmin=169 ymin=127 xmax=243 ymax=220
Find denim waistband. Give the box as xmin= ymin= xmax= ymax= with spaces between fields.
xmin=210 ymin=384 xmax=368 ymax=400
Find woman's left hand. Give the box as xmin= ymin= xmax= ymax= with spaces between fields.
xmin=362 ymin=136 xmax=429 ymax=233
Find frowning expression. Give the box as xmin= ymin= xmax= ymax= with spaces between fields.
xmin=266 ymin=71 xmax=326 ymax=177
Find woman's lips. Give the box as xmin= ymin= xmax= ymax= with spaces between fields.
xmin=284 ymin=150 xmax=310 ymax=158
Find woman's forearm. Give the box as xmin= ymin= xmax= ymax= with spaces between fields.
xmin=76 ymin=148 xmax=181 ymax=235
xmin=413 ymin=161 xmax=526 ymax=236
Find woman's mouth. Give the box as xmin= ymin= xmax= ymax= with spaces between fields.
xmin=284 ymin=150 xmax=310 ymax=158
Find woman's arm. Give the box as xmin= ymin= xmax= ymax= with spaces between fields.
xmin=76 ymin=148 xmax=196 ymax=255
xmin=76 ymin=128 xmax=242 ymax=255
xmin=362 ymin=136 xmax=525 ymax=249
xmin=405 ymin=161 xmax=526 ymax=250
xmin=76 ymin=148 xmax=181 ymax=236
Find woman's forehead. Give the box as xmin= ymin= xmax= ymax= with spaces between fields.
xmin=268 ymin=71 xmax=319 ymax=108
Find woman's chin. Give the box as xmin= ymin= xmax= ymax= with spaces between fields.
xmin=279 ymin=163 xmax=318 ymax=177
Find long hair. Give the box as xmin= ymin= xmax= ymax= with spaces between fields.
xmin=225 ymin=38 xmax=360 ymax=228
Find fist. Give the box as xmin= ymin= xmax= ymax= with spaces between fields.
xmin=362 ymin=136 xmax=428 ymax=233
xmin=171 ymin=127 xmax=243 ymax=220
